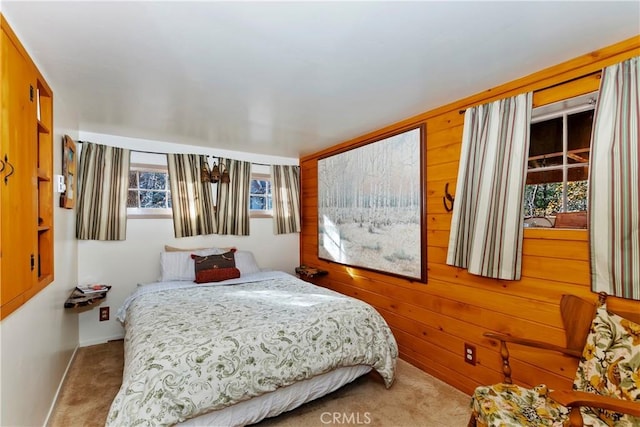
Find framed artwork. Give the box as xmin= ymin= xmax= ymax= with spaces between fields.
xmin=317 ymin=125 xmax=427 ymax=282
xmin=61 ymin=135 xmax=76 ymax=209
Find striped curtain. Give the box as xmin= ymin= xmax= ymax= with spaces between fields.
xmin=589 ymin=56 xmax=639 ymax=300
xmin=216 ymin=158 xmax=251 ymax=235
xmin=76 ymin=142 xmax=131 ymax=240
xmin=447 ymin=93 xmax=532 ymax=280
xmin=167 ymin=154 xmax=216 ymax=238
xmin=271 ymin=165 xmax=301 ymax=234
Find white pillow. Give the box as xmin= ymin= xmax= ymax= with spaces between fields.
xmin=234 ymin=250 xmax=261 ymax=276
xmin=160 ymin=248 xmax=227 ymax=282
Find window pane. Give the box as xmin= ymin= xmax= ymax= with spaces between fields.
xmin=523 ymin=181 xmax=563 ymax=217
xmin=139 ymin=172 xmax=166 ymax=190
xmin=567 ymin=165 xmax=588 ymax=182
xmin=567 ymin=110 xmax=593 ymax=165
xmin=529 ymin=117 xmax=563 ymax=169
xmin=251 ymin=180 xmax=267 ymax=195
xmin=129 ymin=171 xmax=138 ymax=189
xmin=526 ymin=168 xmax=562 ymax=185
xmin=566 ymin=180 xmax=588 ymax=212
xmin=139 ymin=190 xmax=167 ymax=208
xmin=250 ymin=195 xmax=265 ymax=210
xmin=127 ymin=190 xmax=138 ymax=207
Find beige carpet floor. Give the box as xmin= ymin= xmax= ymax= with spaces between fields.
xmin=48 ymin=340 xmax=472 ymax=426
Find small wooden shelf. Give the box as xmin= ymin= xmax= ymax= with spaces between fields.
xmin=295 ymin=265 xmax=328 ymax=279
xmin=64 ymin=286 xmax=111 ymax=309
xmin=37 ymin=120 xmax=50 ymax=134
xmin=37 ymin=168 xmax=50 ymax=181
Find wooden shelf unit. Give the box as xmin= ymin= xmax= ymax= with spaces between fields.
xmin=1 ymin=15 xmax=54 ymax=319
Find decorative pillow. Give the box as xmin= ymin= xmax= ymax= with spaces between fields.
xmin=234 ymin=250 xmax=261 ymax=276
xmin=573 ymin=304 xmax=640 ymax=425
xmin=160 ymin=248 xmax=228 ymax=282
xmin=191 ymin=250 xmax=241 ymax=283
xmin=164 ymin=245 xmax=233 ymax=253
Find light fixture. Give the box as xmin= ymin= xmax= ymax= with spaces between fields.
xmin=204 ymin=160 xmax=230 ymax=184
xmin=210 ymin=162 xmax=221 ymax=183
xmin=220 ymin=163 xmax=230 ymax=184
xmin=201 ymin=158 xmax=211 ymax=183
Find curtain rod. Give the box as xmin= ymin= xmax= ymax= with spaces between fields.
xmin=76 ymin=140 xmax=275 ymax=167
xmin=458 ymin=70 xmax=602 ymax=115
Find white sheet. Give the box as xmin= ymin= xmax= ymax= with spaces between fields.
xmin=179 ymin=365 xmax=372 ymax=427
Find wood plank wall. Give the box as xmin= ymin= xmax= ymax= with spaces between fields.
xmin=299 ymin=36 xmax=640 ymax=395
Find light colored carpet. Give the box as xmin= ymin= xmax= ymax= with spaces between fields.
xmin=48 ymin=340 xmax=472 ymax=426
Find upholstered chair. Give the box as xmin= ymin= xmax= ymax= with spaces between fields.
xmin=468 ymin=294 xmax=640 ymax=427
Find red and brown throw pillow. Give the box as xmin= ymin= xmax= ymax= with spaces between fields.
xmin=191 ymin=249 xmax=241 ymax=283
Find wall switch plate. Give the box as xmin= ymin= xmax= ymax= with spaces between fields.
xmin=55 ymin=175 xmax=66 ymax=193
xmin=99 ymin=306 xmax=109 ymax=321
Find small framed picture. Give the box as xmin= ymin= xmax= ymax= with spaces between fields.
xmin=61 ymin=135 xmax=76 ymax=209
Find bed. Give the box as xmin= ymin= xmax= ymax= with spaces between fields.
xmin=106 ymin=250 xmax=398 ymax=426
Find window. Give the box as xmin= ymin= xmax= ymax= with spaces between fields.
xmin=127 ymin=164 xmax=172 ymax=218
xmin=249 ymin=173 xmax=272 ymax=218
xmin=523 ymin=92 xmax=597 ymax=226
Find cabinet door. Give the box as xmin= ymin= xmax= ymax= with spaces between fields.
xmin=1 ymin=27 xmax=38 ymax=308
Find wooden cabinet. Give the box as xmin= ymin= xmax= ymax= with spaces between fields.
xmin=1 ymin=15 xmax=54 ymax=319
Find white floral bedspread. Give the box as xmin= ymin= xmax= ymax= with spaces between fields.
xmin=106 ymin=271 xmax=397 ymax=426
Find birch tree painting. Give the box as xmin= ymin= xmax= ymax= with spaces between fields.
xmin=318 ymin=126 xmax=425 ymax=281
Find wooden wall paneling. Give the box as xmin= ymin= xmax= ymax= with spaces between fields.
xmin=324 ymin=272 xmax=567 ymax=344
xmin=532 ymin=72 xmax=601 ymax=108
xmin=425 ymin=161 xmax=460 ymax=182
xmin=424 ymin=125 xmax=464 ymax=150
xmin=392 ymin=327 xmax=499 ymax=390
xmin=381 ymin=306 xmax=577 ymax=384
xmin=301 ymin=36 xmax=640 ymax=395
xmin=428 ymin=245 xmax=591 ymax=285
xmin=399 ymin=345 xmax=479 ymax=394
xmin=427 ymin=263 xmax=593 ymax=305
xmin=521 ymin=256 xmax=590 ymax=285
xmin=522 ymin=238 xmax=589 ymax=260
xmin=425 ymin=142 xmax=462 ymax=167
xmin=424 ymin=111 xmax=464 ymax=134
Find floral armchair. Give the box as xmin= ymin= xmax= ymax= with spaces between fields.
xmin=469 ymin=294 xmax=640 ymax=427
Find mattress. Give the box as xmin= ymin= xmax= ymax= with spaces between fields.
xmin=107 ymin=271 xmax=397 ymax=426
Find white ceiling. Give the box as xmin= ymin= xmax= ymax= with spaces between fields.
xmin=3 ymin=1 xmax=639 ymax=158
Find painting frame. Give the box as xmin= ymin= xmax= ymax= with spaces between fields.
xmin=60 ymin=135 xmax=76 ymax=209
xmin=317 ymin=124 xmax=427 ymax=283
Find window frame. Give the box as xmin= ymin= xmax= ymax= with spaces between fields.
xmin=127 ymin=163 xmax=173 ymax=219
xmin=523 ymin=91 xmax=597 ymax=226
xmin=249 ymin=172 xmax=273 ymax=218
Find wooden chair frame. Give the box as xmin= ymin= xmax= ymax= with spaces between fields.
xmin=469 ymin=293 xmax=640 ymax=427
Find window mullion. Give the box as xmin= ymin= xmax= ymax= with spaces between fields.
xmin=562 ymin=112 xmax=568 ymax=212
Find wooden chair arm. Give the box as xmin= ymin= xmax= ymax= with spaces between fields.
xmin=483 ymin=332 xmax=582 ymax=384
xmin=549 ymin=390 xmax=640 ymax=417
xmin=483 ymin=332 xmax=582 ymax=358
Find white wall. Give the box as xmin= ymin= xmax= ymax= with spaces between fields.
xmin=77 ymin=132 xmax=300 ymax=345
xmin=0 ymin=91 xmax=80 ymax=424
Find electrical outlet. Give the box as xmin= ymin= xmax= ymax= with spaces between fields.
xmin=464 ymin=343 xmax=476 ymax=365
xmin=99 ymin=306 xmax=109 ymax=321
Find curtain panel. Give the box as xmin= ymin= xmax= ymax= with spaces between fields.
xmin=271 ymin=165 xmax=301 ymax=234
xmin=76 ymin=142 xmax=131 ymax=240
xmin=589 ymin=56 xmax=640 ymax=300
xmin=447 ymin=92 xmax=532 ymax=280
xmin=216 ymin=158 xmax=251 ymax=235
xmin=167 ymin=154 xmax=216 ymax=238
